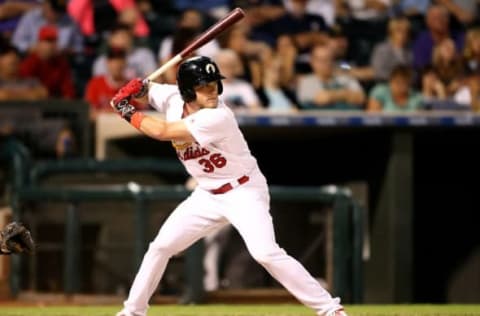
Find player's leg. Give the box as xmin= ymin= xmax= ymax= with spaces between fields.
xmin=223 ymin=185 xmax=345 ymax=316
xmin=119 ymin=190 xmax=227 ymax=316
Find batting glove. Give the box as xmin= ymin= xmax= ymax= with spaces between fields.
xmin=111 ymin=78 xmax=146 ymax=103
xmin=111 ymin=78 xmax=148 ymax=122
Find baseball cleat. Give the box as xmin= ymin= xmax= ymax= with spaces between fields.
xmin=115 ymin=311 xmax=143 ymax=316
xmin=326 ymin=309 xmax=348 ymax=316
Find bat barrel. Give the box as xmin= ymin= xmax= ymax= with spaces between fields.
xmin=146 ymin=8 xmax=245 ymax=82
xmin=180 ymin=8 xmax=245 ymax=58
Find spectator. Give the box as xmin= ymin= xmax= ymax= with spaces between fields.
xmin=171 ymin=0 xmax=230 ymax=20
xmin=367 ymin=65 xmax=422 ymax=112
xmin=260 ymin=53 xmax=298 ymax=112
xmin=158 ymin=8 xmax=219 ymax=59
xmin=370 ymin=16 xmax=413 ymax=82
xmin=252 ymin=0 xmax=328 ymax=51
xmin=453 ymin=63 xmax=480 ymax=111
xmin=84 ymin=46 xmax=129 ymax=121
xmin=462 ymin=27 xmax=480 ymax=75
xmin=0 ymin=43 xmax=47 ymax=100
xmin=420 ymin=65 xmax=448 ymax=103
xmin=232 ymin=0 xmax=285 ymax=29
xmin=135 ymin=0 xmax=178 ymax=52
xmin=273 ymin=34 xmax=298 ymax=89
xmin=297 ymin=43 xmax=366 ymax=110
xmin=19 ymin=25 xmax=76 ymax=99
xmin=338 ymin=0 xmax=392 ymax=66
xmin=392 ymin=0 xmax=430 ymax=18
xmin=67 ymin=0 xmax=150 ymax=40
xmin=390 ymin=0 xmax=429 ymax=38
xmin=435 ymin=0 xmax=479 ymax=30
xmin=303 ymin=0 xmax=338 ymax=27
xmin=214 ymin=49 xmax=262 ymax=111
xmin=344 ymin=0 xmax=392 ymax=21
xmin=0 ymin=43 xmax=75 ymax=158
xmin=115 ymin=3 xmax=150 ymax=45
xmin=252 ymin=0 xmax=329 ymax=73
xmin=217 ymin=23 xmax=271 ymax=89
xmin=11 ymin=0 xmax=83 ymax=54
xmin=412 ymin=4 xmax=465 ymax=71
xmin=325 ymin=23 xmax=360 ymax=76
xmin=159 ymin=27 xmax=202 ymax=84
xmin=431 ymin=38 xmax=464 ymax=96
xmin=158 ymin=9 xmax=220 ymax=84
xmin=92 ymin=23 xmax=157 ymax=80
xmin=0 ymin=0 xmax=39 ymax=39
xmin=340 ymin=16 xmax=414 ymax=84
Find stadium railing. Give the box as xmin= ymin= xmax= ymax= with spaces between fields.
xmin=1 ymin=139 xmax=365 ymax=303
xmin=0 ymin=100 xmax=91 ymax=158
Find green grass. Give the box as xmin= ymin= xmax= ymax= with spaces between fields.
xmin=1 ymin=304 xmax=480 ymax=316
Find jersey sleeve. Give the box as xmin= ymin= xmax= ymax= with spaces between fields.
xmin=148 ymin=83 xmax=180 ymax=113
xmin=183 ymin=107 xmax=233 ymax=147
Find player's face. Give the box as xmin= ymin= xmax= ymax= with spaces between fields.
xmin=194 ymin=81 xmax=219 ymax=108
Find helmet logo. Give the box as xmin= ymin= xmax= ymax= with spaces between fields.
xmin=205 ymin=63 xmax=216 ymax=74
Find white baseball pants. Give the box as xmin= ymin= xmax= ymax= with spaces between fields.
xmin=120 ymin=170 xmax=343 ymax=316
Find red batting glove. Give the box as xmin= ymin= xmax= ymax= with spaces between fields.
xmin=111 ymin=78 xmax=145 ymax=107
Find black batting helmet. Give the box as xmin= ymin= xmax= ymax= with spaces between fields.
xmin=177 ymin=56 xmax=225 ymax=102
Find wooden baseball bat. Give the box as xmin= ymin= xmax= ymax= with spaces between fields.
xmin=146 ymin=7 xmax=245 ymax=83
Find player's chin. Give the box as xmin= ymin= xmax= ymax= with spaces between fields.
xmin=203 ymin=98 xmax=219 ymax=108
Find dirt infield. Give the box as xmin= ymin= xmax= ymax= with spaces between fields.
xmin=0 ymin=288 xmax=297 ymax=307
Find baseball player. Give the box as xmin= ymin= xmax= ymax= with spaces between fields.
xmin=0 ymin=222 xmax=35 ymax=255
xmin=110 ymin=56 xmax=348 ymax=316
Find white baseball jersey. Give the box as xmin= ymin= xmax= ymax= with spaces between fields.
xmin=120 ymin=82 xmax=344 ymax=316
xmin=148 ymin=83 xmax=258 ymax=190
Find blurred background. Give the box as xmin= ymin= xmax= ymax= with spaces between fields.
xmin=1 ymin=0 xmax=480 ymax=307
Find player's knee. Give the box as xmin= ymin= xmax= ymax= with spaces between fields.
xmin=250 ymin=247 xmax=286 ymax=266
xmin=147 ymin=239 xmax=177 ymax=257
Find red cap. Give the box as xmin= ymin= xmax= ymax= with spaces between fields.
xmin=38 ymin=25 xmax=58 ymax=41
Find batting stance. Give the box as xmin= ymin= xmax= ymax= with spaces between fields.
xmin=111 ymin=56 xmax=348 ymax=316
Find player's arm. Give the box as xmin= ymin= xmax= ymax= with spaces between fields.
xmin=110 ymin=78 xmax=195 ymax=144
xmin=136 ymin=115 xmax=195 ymax=143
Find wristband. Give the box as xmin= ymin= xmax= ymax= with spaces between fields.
xmin=131 ymin=112 xmax=145 ymax=129
xmin=114 ymin=99 xmax=136 ymax=122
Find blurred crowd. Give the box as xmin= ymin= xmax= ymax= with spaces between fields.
xmin=1 ymin=0 xmax=480 ymax=158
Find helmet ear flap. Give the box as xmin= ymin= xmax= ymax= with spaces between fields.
xmin=182 ymin=88 xmax=196 ymax=102
xmin=181 ymin=81 xmax=222 ymax=102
